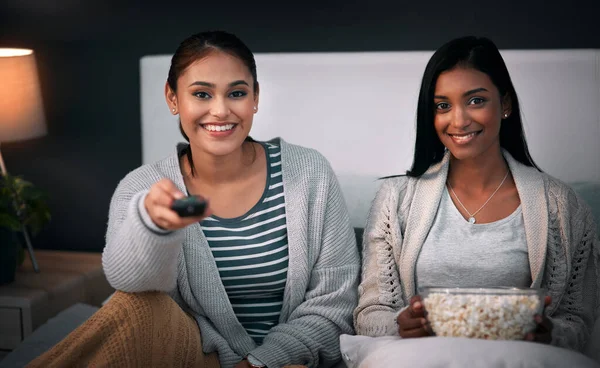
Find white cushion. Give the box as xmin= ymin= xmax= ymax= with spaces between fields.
xmin=339 ymin=335 xmax=600 ymax=368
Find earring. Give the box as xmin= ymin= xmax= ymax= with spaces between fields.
xmin=253 ymin=106 xmax=257 ymax=111
xmin=172 ymin=108 xmax=176 ymax=113
xmin=503 ymin=113 xmax=508 ymax=118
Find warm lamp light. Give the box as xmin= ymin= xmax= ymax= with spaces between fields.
xmin=0 ymin=48 xmax=48 ymax=272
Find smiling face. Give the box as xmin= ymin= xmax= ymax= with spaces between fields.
xmin=433 ymin=66 xmax=511 ymax=162
xmin=165 ymin=50 xmax=258 ymax=157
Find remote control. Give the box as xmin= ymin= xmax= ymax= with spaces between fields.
xmin=171 ymin=196 xmax=208 ymax=217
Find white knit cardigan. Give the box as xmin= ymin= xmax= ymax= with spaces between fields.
xmin=354 ymin=151 xmax=600 ymax=351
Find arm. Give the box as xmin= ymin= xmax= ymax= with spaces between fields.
xmin=354 ymin=178 xmax=408 ymax=337
xmin=248 ymin=164 xmax=360 ymax=368
xmin=102 ymin=173 xmax=185 ymax=293
xmin=546 ymin=188 xmax=600 ymax=351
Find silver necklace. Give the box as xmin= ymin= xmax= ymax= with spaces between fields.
xmin=447 ymin=171 xmax=509 ymax=224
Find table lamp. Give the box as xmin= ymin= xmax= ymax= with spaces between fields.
xmin=0 ymin=48 xmax=48 ymax=273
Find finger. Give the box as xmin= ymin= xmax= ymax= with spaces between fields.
xmin=148 ymin=181 xmax=178 ymax=204
xmin=152 ymin=216 xmax=173 ymax=231
xmin=396 ymin=298 xmax=420 ymax=323
xmin=156 ymin=179 xmax=185 ymax=199
xmin=399 ymin=317 xmax=428 ymax=331
xmin=408 ymin=295 xmax=425 ymax=318
xmin=539 ymin=295 xmax=551 ymax=317
xmin=409 ymin=295 xmax=423 ymax=305
xmin=423 ymin=320 xmax=435 ymax=336
xmin=409 ymin=300 xmax=426 ymax=319
xmin=527 ymin=315 xmax=553 ymax=345
xmin=533 ymin=314 xmax=552 ymax=332
xmin=145 ymin=191 xmax=171 ymax=222
xmin=153 ymin=207 xmax=185 ymax=229
xmin=539 ymin=315 xmax=553 ymax=334
xmin=544 ymin=295 xmax=552 ymax=308
xmin=150 ymin=187 xmax=179 ymax=208
xmin=401 ymin=325 xmax=430 ymax=338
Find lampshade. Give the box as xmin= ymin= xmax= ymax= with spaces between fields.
xmin=0 ymin=48 xmax=47 ymax=142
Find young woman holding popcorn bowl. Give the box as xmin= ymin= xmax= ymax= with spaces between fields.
xmin=351 ymin=36 xmax=599 ymax=366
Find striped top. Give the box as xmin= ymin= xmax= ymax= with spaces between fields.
xmin=200 ymin=142 xmax=288 ymax=344
xmin=104 ymin=138 xmax=360 ymax=367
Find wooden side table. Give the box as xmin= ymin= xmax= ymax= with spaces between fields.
xmin=0 ymin=250 xmax=114 ymax=350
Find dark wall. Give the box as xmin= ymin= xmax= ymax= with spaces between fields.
xmin=1 ymin=0 xmax=598 ymax=252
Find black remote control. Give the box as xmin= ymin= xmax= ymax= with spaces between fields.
xmin=171 ymin=196 xmax=208 ymax=217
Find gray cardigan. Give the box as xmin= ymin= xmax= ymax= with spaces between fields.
xmin=102 ymin=138 xmax=360 ymax=368
xmin=354 ymin=151 xmax=600 ymax=352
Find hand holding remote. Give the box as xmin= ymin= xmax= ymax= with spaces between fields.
xmin=171 ymin=196 xmax=208 ymax=217
xmin=144 ymin=178 xmax=210 ymax=230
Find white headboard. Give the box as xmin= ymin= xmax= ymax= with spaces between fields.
xmin=140 ymin=49 xmax=600 ymax=228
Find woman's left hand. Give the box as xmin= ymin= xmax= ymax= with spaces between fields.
xmin=525 ymin=295 xmax=553 ymax=344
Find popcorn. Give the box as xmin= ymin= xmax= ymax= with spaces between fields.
xmin=422 ymin=293 xmax=541 ymax=340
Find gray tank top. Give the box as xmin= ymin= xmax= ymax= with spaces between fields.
xmin=416 ymin=188 xmax=531 ymax=289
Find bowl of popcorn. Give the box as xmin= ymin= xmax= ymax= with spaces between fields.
xmin=419 ymin=287 xmax=545 ymax=340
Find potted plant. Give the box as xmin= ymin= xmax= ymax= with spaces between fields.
xmin=0 ymin=174 xmax=51 ymax=284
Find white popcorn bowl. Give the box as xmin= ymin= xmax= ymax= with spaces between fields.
xmin=419 ymin=287 xmax=546 ymax=341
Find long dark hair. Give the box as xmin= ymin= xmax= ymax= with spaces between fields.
xmin=406 ymin=36 xmax=540 ymax=177
xmin=167 ymin=30 xmax=257 ymax=175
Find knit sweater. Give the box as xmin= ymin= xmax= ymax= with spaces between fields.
xmin=102 ymin=138 xmax=360 ymax=368
xmin=354 ymin=151 xmax=600 ymax=352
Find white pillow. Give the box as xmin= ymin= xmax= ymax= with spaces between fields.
xmin=339 ymin=335 xmax=600 ymax=368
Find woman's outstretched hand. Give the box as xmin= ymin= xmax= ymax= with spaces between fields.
xmin=144 ymin=178 xmax=210 ymax=230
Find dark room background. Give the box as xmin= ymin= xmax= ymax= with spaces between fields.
xmin=0 ymin=0 xmax=598 ymax=252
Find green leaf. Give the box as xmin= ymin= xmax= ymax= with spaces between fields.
xmin=0 ymin=173 xmax=51 ymax=239
xmin=0 ymin=213 xmax=22 ymax=232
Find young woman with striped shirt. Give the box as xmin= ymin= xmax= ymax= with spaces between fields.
xmin=29 ymin=31 xmax=359 ymax=368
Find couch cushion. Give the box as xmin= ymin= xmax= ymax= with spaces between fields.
xmin=0 ymin=303 xmax=99 ymax=368
xmin=340 ymin=335 xmax=600 ymax=368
